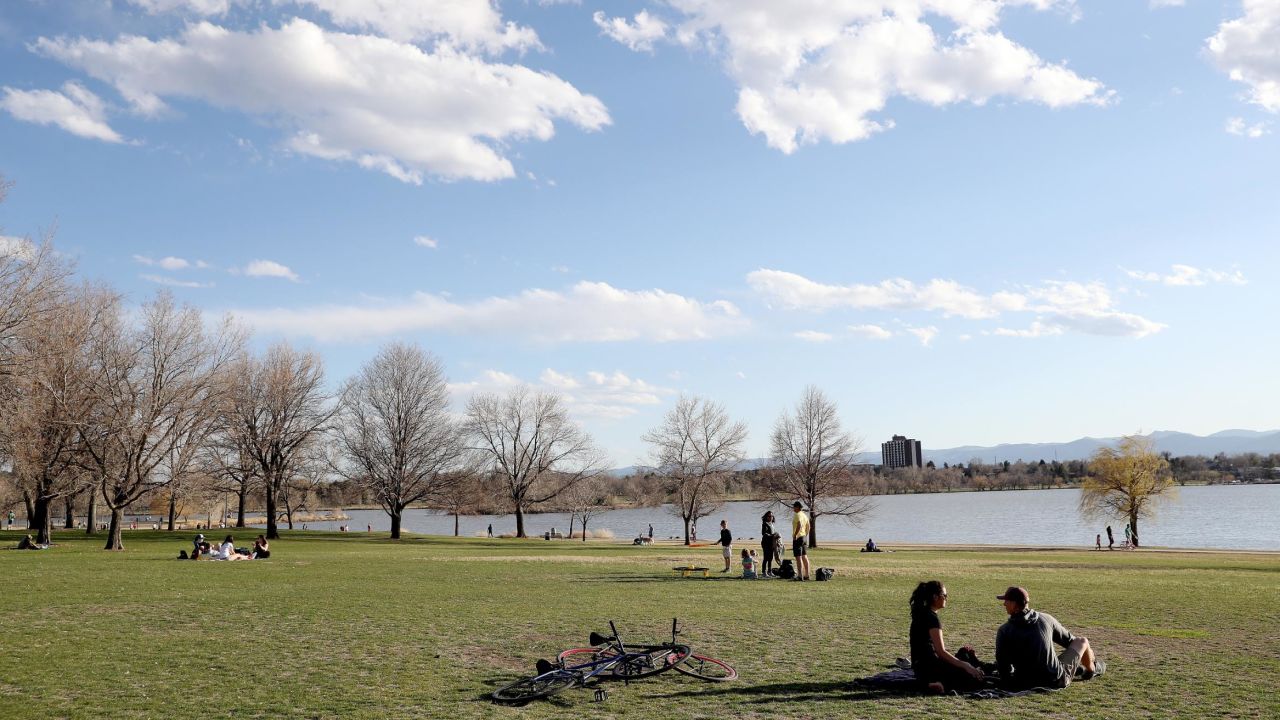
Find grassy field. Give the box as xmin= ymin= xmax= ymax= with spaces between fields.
xmin=1 ymin=530 xmax=1277 ymax=720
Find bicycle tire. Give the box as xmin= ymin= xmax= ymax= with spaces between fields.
xmin=491 ymin=671 xmax=579 ymax=703
xmin=608 ymin=643 xmax=691 ymax=680
xmin=557 ymin=646 xmax=609 ymax=664
xmin=674 ymin=653 xmax=737 ymax=681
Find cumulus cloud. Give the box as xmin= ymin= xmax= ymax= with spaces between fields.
xmin=242 ymin=259 xmax=300 ymax=281
xmin=124 ymin=0 xmax=245 ymax=15
xmin=133 ymin=254 xmax=193 ymax=270
xmin=33 ymin=19 xmax=609 ymax=183
xmin=449 ymin=367 xmax=674 ymax=419
xmin=594 ymin=10 xmax=669 ymax=52
xmin=285 ymin=0 xmax=539 ymax=50
xmin=0 ymin=236 xmax=37 ymax=262
xmin=413 ymin=235 xmax=439 ymax=249
xmin=141 ymin=273 xmax=215 ymax=288
xmin=658 ymin=0 xmax=1108 ymax=152
xmin=1123 ymin=264 xmax=1247 ymax=286
xmin=992 ymin=320 xmax=1064 ymax=338
xmin=750 ymin=269 xmax=1164 ymax=339
xmin=226 ymin=280 xmax=747 ymax=343
xmin=0 ymin=82 xmax=124 ymax=143
xmin=1225 ymin=116 xmax=1269 ymax=137
xmin=906 ymin=326 xmax=939 ymax=346
xmin=793 ymin=330 xmax=833 ymax=342
xmin=1149 ymin=0 xmax=1184 ymax=7
xmin=1208 ymin=1 xmax=1280 ymax=113
xmin=848 ymin=323 xmax=893 ymax=340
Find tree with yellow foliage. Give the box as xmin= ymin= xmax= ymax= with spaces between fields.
xmin=1080 ymin=434 xmax=1174 ymax=548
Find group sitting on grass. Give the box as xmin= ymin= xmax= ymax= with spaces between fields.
xmin=180 ymin=533 xmax=269 ymax=560
xmin=909 ymin=580 xmax=1105 ymax=694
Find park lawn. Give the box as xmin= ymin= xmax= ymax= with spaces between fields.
xmin=1 ymin=531 xmax=1277 ymax=720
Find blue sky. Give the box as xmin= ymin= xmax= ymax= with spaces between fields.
xmin=1 ymin=0 xmax=1277 ymax=465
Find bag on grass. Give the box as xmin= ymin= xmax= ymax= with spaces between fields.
xmin=778 ymin=559 xmax=795 ymax=579
xmin=815 ymin=567 xmax=835 ymax=581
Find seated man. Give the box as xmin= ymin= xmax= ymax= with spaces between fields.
xmin=995 ymin=586 xmax=1104 ymax=689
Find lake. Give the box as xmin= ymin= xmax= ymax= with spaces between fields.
xmin=274 ymin=483 xmax=1280 ymax=551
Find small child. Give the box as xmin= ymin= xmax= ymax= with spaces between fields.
xmin=742 ymin=549 xmax=757 ymax=579
xmin=1095 ymin=534 xmax=1102 ymax=550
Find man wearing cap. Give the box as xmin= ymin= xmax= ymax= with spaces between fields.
xmin=790 ymin=502 xmax=810 ymax=581
xmin=995 ymin=586 xmax=1104 ymax=689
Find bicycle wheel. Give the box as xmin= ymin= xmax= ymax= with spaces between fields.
xmin=608 ymin=643 xmax=691 ymax=680
xmin=491 ymin=671 xmax=579 ymax=703
xmin=557 ymin=647 xmax=611 ymax=665
xmin=674 ymin=653 xmax=737 ymax=682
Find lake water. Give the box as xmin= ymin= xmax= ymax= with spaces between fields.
xmin=274 ymin=484 xmax=1280 ymax=551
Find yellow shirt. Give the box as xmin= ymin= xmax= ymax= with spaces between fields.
xmin=792 ymin=510 xmax=810 ymax=539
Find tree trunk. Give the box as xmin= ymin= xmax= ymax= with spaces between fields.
xmin=683 ymin=516 xmax=691 ymax=546
xmin=85 ymin=488 xmax=97 ymax=535
xmin=390 ymin=509 xmax=403 ymax=540
xmin=285 ymin=504 xmax=295 ymax=530
xmin=167 ymin=493 xmax=177 ymax=531
xmin=581 ymin=517 xmax=588 ymax=542
xmin=32 ymin=493 xmax=53 ymax=545
xmin=104 ymin=507 xmax=124 ymax=550
xmin=809 ymin=514 xmax=818 ymax=549
xmin=453 ymin=511 xmax=459 ymax=537
xmin=23 ymin=489 xmax=34 ymax=529
xmin=235 ymin=488 xmax=247 ymax=528
xmin=1129 ymin=512 xmax=1140 ymax=548
xmin=64 ymin=491 xmax=76 ymax=529
xmin=514 ymin=505 xmax=526 ymax=538
xmin=568 ymin=515 xmax=576 ymax=540
xmin=265 ymin=482 xmax=279 ymax=540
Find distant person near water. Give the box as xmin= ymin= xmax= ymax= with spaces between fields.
xmin=716 ymin=520 xmax=733 ymax=572
xmin=995 ymin=586 xmax=1104 ymax=689
xmin=487 ymin=523 xmax=493 ymax=538
xmin=1123 ymin=523 xmax=1131 ymax=548
xmin=1095 ymin=534 xmax=1101 ymax=550
xmin=1106 ymin=525 xmax=1114 ymax=550
xmin=791 ymin=501 xmax=810 ymax=582
xmin=863 ymin=538 xmax=881 ymax=553
xmin=648 ymin=523 xmax=653 ymax=539
xmin=909 ymin=580 xmax=986 ymax=693
xmin=760 ymin=511 xmax=779 ymax=577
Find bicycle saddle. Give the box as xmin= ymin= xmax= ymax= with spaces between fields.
xmin=589 ymin=631 xmax=613 ymax=647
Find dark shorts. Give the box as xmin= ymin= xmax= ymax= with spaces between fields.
xmin=792 ymin=538 xmax=807 ymax=556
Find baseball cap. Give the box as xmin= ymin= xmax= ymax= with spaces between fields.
xmin=996 ymin=586 xmax=1029 ymax=606
xmin=791 ymin=501 xmax=803 ymax=509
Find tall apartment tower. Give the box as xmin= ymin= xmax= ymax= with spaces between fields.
xmin=881 ymin=435 xmax=923 ymax=469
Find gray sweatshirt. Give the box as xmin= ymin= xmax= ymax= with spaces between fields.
xmin=995 ymin=608 xmax=1076 ymax=688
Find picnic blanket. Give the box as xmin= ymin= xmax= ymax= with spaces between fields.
xmin=852 ymin=660 xmax=1068 ymax=699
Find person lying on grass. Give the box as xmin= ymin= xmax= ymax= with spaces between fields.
xmin=909 ymin=580 xmax=986 ymax=693
xmin=995 ymin=586 xmax=1105 ymax=689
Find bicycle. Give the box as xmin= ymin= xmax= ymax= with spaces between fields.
xmin=492 ymin=620 xmax=691 ymax=704
xmin=557 ymin=618 xmax=737 ymax=682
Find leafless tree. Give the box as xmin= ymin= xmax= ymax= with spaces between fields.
xmin=562 ymin=473 xmax=610 ymax=542
xmin=436 ymin=472 xmax=484 ymax=537
xmin=465 ymin=386 xmax=609 ymax=538
xmin=642 ymin=395 xmax=748 ymax=546
xmin=765 ymin=385 xmax=873 ymax=548
xmin=222 ymin=343 xmax=332 ymax=540
xmin=278 ymin=446 xmax=333 ymax=530
xmin=76 ymin=292 xmax=243 ymax=550
xmin=333 ymin=344 xmax=468 ymax=539
xmin=201 ymin=434 xmax=260 ymax=528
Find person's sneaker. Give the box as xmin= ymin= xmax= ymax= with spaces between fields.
xmin=1082 ymin=660 xmax=1106 ymax=680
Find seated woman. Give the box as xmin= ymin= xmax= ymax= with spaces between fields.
xmin=17 ymin=534 xmax=41 ymax=550
xmin=252 ymin=535 xmax=270 ymax=559
xmin=214 ymin=535 xmax=251 ymax=561
xmin=909 ymin=580 xmax=985 ymax=693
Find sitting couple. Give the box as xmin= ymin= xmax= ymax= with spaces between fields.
xmin=909 ymin=581 xmax=1105 ymax=694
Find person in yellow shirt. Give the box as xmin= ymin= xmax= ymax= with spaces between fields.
xmin=791 ymin=501 xmax=811 ymax=581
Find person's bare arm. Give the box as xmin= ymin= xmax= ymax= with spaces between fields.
xmin=930 ymin=629 xmax=984 ymax=679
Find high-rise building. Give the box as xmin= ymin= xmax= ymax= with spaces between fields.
xmin=881 ymin=435 xmax=923 ymax=469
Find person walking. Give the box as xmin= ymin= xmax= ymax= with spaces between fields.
xmin=760 ymin=511 xmax=778 ymax=577
xmin=1123 ymin=523 xmax=1131 ymax=548
xmin=791 ymin=501 xmax=811 ymax=581
xmin=648 ymin=523 xmax=653 ymax=539
xmin=716 ymin=520 xmax=733 ymax=572
xmin=1105 ymin=525 xmax=1114 ymax=550
xmin=1095 ymin=534 xmax=1101 ymax=551
xmin=487 ymin=523 xmax=493 ymax=538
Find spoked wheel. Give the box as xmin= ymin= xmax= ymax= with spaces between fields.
xmin=608 ymin=643 xmax=691 ymax=680
xmin=557 ymin=647 xmax=610 ymax=665
xmin=674 ymin=653 xmax=737 ymax=681
xmin=492 ymin=671 xmax=579 ymax=704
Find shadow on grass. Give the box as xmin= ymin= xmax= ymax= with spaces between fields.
xmin=572 ymin=573 xmax=752 ymax=584
xmin=660 ymin=680 xmax=892 ymax=704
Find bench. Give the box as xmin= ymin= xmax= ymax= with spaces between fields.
xmin=672 ymin=566 xmax=710 ymax=578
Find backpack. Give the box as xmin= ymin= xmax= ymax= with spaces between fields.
xmin=777 ymin=559 xmax=795 ymax=579
xmin=815 ymin=567 xmax=835 ymax=581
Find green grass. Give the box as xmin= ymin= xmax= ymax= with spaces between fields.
xmin=1 ymin=531 xmax=1277 ymax=719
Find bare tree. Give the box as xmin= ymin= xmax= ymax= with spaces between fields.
xmin=465 ymin=386 xmax=609 ymax=538
xmin=278 ymin=447 xmax=332 ymax=530
xmin=437 ymin=472 xmax=484 ymax=537
xmin=223 ymin=343 xmax=332 ymax=540
xmin=333 ymin=344 xmax=467 ymax=539
xmin=766 ymin=386 xmax=873 ymax=548
xmin=202 ymin=435 xmax=260 ymax=528
xmin=562 ymin=474 xmax=610 ymax=542
xmin=642 ymin=395 xmax=748 ymax=546
xmin=1081 ymin=434 xmax=1175 ymax=548
xmin=77 ymin=292 xmax=242 ymax=550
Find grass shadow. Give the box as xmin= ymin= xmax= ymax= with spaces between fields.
xmin=660 ymin=679 xmax=893 ymax=704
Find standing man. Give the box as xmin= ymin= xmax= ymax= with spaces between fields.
xmin=716 ymin=520 xmax=733 ymax=572
xmin=648 ymin=523 xmax=653 ymax=540
xmin=995 ymin=586 xmax=1103 ymax=689
xmin=791 ymin=501 xmax=810 ymax=581
xmin=1105 ymin=525 xmax=1114 ymax=550
xmin=487 ymin=523 xmax=493 ymax=538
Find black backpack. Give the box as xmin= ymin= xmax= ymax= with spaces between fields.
xmin=777 ymin=559 xmax=795 ymax=579
xmin=815 ymin=567 xmax=835 ymax=581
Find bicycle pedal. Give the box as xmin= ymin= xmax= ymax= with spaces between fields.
xmin=593 ymin=688 xmax=609 ymax=702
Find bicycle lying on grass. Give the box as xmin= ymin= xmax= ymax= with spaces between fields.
xmin=491 ymin=619 xmax=735 ymax=704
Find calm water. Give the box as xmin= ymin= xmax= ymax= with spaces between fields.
xmin=277 ymin=484 xmax=1280 ymax=551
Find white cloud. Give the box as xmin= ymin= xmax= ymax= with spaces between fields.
xmin=242 ymin=259 xmax=300 ymax=281
xmin=1225 ymin=116 xmax=1269 ymax=137
xmin=793 ymin=330 xmax=833 ymax=342
xmin=659 ymin=0 xmax=1108 ymax=152
xmin=413 ymin=235 xmax=439 ymax=249
xmin=0 ymin=236 xmax=37 ymax=262
xmin=1208 ymin=1 xmax=1280 ymax=113
xmin=747 ymin=269 xmax=1024 ymax=319
xmin=1149 ymin=0 xmax=1184 ymax=7
xmin=993 ymin=320 xmax=1064 ymax=338
xmin=451 ymin=367 xmax=674 ymax=419
xmin=735 ymin=371 xmax=747 ymax=379
xmin=133 ymin=254 xmax=193 ymax=270
xmin=284 ymin=0 xmax=540 ymax=50
xmin=848 ymin=323 xmax=893 ymax=340
xmin=906 ymin=326 xmax=938 ymax=346
xmin=141 ymin=273 xmax=215 ymax=288
xmin=34 ymin=19 xmax=609 ymax=183
xmin=594 ymin=10 xmax=669 ymax=52
xmin=0 ymin=82 xmax=124 ymax=143
xmin=125 ymin=0 xmax=246 ymax=14
xmin=1123 ymin=264 xmax=1248 ymax=287
xmin=550 ymin=264 xmax=570 ymax=273
xmin=227 ymin=280 xmax=747 ymax=343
